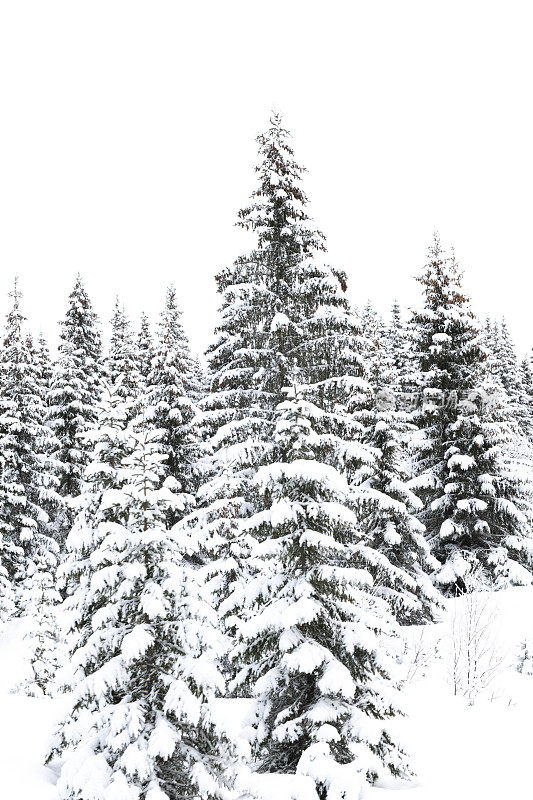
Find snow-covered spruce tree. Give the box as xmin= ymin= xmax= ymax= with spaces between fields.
xmin=60 ymin=274 xmax=103 ymax=392
xmin=493 ymin=319 xmax=533 ymax=448
xmin=136 ymin=311 xmax=154 ymax=389
xmin=36 ymin=331 xmax=53 ymax=382
xmin=410 ymin=237 xmax=533 ymax=591
xmin=18 ymin=536 xmax=62 ymax=696
xmin=185 ymin=113 xmax=369 ymax=634
xmin=31 ymin=332 xmax=64 ymax=537
xmin=518 ymin=357 xmax=533 ymax=442
xmin=22 ymin=330 xmax=62 ymax=673
xmin=48 ymin=340 xmax=96 ymax=540
xmin=0 ymin=281 xmax=60 ymax=587
xmin=384 ymin=300 xmax=413 ymax=397
xmin=48 ymin=276 xmax=103 ymax=540
xmin=344 ymin=293 xmax=444 ymax=624
xmin=34 ymin=331 xmax=54 ymax=410
xmin=354 ymin=385 xmax=441 ymax=624
xmin=0 ymin=290 xmax=60 ymax=683
xmin=50 ymin=412 xmax=239 ymax=800
xmin=55 ymin=381 xmax=134 ymax=607
xmin=429 ymin=376 xmax=533 ymax=589
xmin=108 ymin=297 xmax=141 ymax=406
xmin=232 ymin=386 xmax=408 ymax=797
xmin=493 ymin=319 xmax=522 ymax=414
xmin=0 ymin=455 xmax=26 ymax=593
xmin=190 ymin=354 xmax=208 ymax=406
xmin=480 ymin=319 xmax=499 ymax=382
xmin=480 ymin=318 xmax=533 ymax=519
xmin=409 ymin=236 xmax=482 ymax=515
xmin=144 ymin=286 xmax=200 ymax=524
xmin=359 ymin=301 xmax=386 ymax=389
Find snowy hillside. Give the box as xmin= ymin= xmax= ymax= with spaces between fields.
xmin=2 ymin=588 xmax=532 ymax=800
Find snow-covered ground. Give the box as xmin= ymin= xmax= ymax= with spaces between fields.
xmin=0 ymin=619 xmax=65 ymax=799
xmin=2 ymin=588 xmax=533 ymax=800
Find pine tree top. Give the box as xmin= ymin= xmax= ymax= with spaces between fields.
xmin=412 ymin=234 xmax=485 ymax=390
xmin=237 ymin=112 xmax=326 ymax=258
xmin=415 ymin=234 xmax=472 ymax=315
xmin=60 ymin=274 xmax=102 ymax=362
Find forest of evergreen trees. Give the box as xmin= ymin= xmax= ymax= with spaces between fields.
xmin=2 ymin=114 xmax=533 ymax=800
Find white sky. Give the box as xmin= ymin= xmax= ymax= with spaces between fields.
xmin=0 ymin=1 xmax=532 ymax=357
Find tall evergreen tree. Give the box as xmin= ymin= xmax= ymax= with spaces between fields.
xmin=480 ymin=318 xmax=499 ymax=382
xmin=60 ymin=274 xmax=102 ymax=388
xmin=108 ymin=297 xmax=141 ymax=408
xmin=136 ymin=311 xmax=154 ymax=389
xmin=343 ymin=299 xmax=442 ymax=623
xmin=480 ymin=319 xmax=533 ymax=519
xmin=186 ymin=114 xmax=370 ymax=631
xmin=354 ymin=387 xmax=442 ymax=624
xmin=432 ymin=378 xmax=533 ymax=589
xmin=34 ymin=332 xmax=54 ymax=408
xmin=48 ymin=341 xmax=93 ymax=502
xmin=410 ymin=236 xmax=532 ymax=591
xmin=32 ymin=332 xmax=63 ymax=539
xmin=144 ymin=286 xmax=200 ymax=523
xmin=494 ymin=319 xmax=521 ymax=407
xmin=50 ymin=399 xmax=239 ymax=800
xmin=410 ymin=235 xmax=482 ymax=509
xmin=0 ymin=281 xmax=59 ymax=587
xmin=56 ymin=382 xmax=134 ymax=602
xmin=232 ymin=387 xmax=408 ymax=795
xmin=493 ymin=319 xmax=533 ymax=445
xmin=519 ymin=357 xmax=533 ymax=442
xmin=190 ymin=354 xmax=208 ymax=406
xmin=359 ymin=301 xmax=386 ymax=389
xmin=19 ymin=535 xmax=62 ymax=696
xmin=48 ymin=276 xmax=103 ymax=538
xmin=384 ymin=300 xmax=412 ymax=397
xmin=183 ymin=116 xmax=414 ymax=795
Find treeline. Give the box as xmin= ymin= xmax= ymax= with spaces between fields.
xmin=1 ymin=114 xmax=532 ymax=800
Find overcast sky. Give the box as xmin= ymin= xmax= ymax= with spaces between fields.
xmin=0 ymin=1 xmax=531 ymax=357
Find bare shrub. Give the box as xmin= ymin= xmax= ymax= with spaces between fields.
xmin=402 ymin=628 xmax=441 ymax=684
xmin=449 ymin=589 xmax=503 ymax=703
xmin=516 ymin=638 xmax=533 ymax=675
